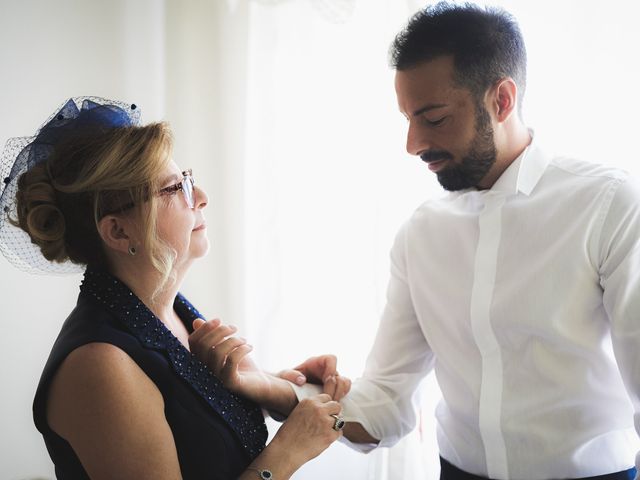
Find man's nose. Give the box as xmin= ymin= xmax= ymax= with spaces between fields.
xmin=406 ymin=122 xmax=431 ymax=156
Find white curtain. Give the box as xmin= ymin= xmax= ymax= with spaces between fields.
xmin=235 ymin=0 xmax=640 ymax=478
xmin=239 ymin=1 xmax=439 ymax=478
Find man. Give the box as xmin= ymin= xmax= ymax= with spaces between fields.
xmin=288 ymin=2 xmax=640 ymax=479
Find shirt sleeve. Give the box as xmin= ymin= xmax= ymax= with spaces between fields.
xmin=598 ymin=175 xmax=640 ymax=472
xmin=337 ymin=220 xmax=436 ymax=450
xmin=288 ymin=222 xmax=436 ymax=451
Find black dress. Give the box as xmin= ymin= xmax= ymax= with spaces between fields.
xmin=33 ymin=267 xmax=268 ymax=479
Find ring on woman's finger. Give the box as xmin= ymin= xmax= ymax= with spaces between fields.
xmin=330 ymin=414 xmax=345 ymax=431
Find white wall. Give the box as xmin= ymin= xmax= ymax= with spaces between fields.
xmin=0 ymin=1 xmax=166 ymax=478
xmin=0 ymin=2 xmax=267 ymax=477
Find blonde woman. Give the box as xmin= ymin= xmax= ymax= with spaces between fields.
xmin=0 ymin=97 xmax=348 ymax=480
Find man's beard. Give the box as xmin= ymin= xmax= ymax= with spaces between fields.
xmin=423 ymin=105 xmax=497 ymax=191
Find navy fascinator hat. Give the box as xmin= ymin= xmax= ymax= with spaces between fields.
xmin=0 ymin=96 xmax=141 ymax=274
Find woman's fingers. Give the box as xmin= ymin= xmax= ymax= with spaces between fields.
xmin=273 ymin=394 xmax=345 ymax=464
xmin=322 ymin=399 xmax=342 ymax=416
xmin=188 ymin=318 xmax=220 ymax=356
xmin=311 ymin=393 xmax=332 ymax=403
xmin=190 ymin=318 xmax=221 ymax=341
xmin=192 ymin=318 xmax=206 ymax=330
xmin=219 ymin=343 xmax=254 ymax=380
xmin=306 ymin=395 xmax=342 ymax=417
xmin=296 ymin=395 xmax=344 ymax=439
xmin=200 ymin=325 xmax=236 ymax=347
xmin=189 ymin=321 xmax=237 ymax=361
xmin=206 ymin=336 xmax=248 ymax=374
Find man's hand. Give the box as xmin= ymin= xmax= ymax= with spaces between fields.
xmin=279 ymin=357 xmax=378 ymax=445
xmin=278 ymin=355 xmax=352 ymax=401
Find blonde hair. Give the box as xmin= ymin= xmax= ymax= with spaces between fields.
xmin=13 ymin=122 xmax=178 ymax=295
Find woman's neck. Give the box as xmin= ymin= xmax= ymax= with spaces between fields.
xmin=109 ymin=261 xmax=184 ymax=325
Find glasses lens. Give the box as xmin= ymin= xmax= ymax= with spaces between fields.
xmin=182 ymin=172 xmax=195 ymax=208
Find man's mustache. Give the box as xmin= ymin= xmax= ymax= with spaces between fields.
xmin=420 ymin=150 xmax=454 ymax=163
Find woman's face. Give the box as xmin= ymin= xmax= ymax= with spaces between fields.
xmin=154 ymin=161 xmax=209 ymax=267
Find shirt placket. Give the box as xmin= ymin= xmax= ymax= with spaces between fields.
xmin=470 ymin=192 xmax=509 ymax=479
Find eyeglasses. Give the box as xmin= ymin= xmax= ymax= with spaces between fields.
xmin=99 ymin=169 xmax=196 ymax=217
xmin=158 ymin=169 xmax=195 ymax=209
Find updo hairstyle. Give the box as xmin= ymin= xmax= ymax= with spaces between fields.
xmin=12 ymin=122 xmax=174 ymax=278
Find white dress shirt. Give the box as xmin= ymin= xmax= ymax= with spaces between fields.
xmin=327 ymin=139 xmax=640 ymax=479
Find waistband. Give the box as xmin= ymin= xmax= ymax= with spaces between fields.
xmin=440 ymin=458 xmax=637 ymax=480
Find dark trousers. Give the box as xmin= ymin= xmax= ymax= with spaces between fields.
xmin=440 ymin=457 xmax=637 ymax=480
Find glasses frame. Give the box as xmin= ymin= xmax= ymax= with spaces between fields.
xmin=158 ymin=169 xmax=195 ymax=209
xmin=99 ymin=169 xmax=196 ymax=218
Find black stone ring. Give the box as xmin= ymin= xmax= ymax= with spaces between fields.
xmin=331 ymin=414 xmax=345 ymax=431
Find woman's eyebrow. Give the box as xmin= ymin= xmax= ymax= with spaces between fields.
xmin=161 ymin=173 xmax=181 ymax=185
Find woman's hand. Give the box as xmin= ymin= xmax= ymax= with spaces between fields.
xmin=279 ymin=355 xmax=352 ymax=401
xmin=188 ymin=319 xmax=297 ymax=415
xmin=238 ymin=394 xmax=344 ymax=479
xmin=270 ymin=394 xmax=343 ymax=466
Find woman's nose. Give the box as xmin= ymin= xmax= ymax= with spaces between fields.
xmin=194 ymin=185 xmax=208 ymax=209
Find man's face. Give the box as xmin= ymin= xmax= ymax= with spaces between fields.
xmin=395 ymin=56 xmax=497 ymax=191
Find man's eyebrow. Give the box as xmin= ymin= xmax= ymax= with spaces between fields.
xmin=412 ymin=103 xmax=448 ymax=117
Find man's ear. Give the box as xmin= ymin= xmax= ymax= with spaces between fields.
xmin=488 ymin=77 xmax=518 ymax=123
xmin=97 ymin=215 xmax=135 ymax=255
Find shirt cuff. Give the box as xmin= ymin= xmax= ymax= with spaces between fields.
xmin=290 ymin=381 xmax=323 ymax=400
xmin=267 ymin=381 xmax=322 ymax=422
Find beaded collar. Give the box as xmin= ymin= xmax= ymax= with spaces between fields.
xmin=79 ymin=267 xmax=268 ymax=459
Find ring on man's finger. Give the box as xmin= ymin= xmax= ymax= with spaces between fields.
xmin=330 ymin=414 xmax=345 ymax=431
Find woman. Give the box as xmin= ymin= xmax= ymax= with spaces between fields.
xmin=0 ymin=97 xmax=348 ymax=479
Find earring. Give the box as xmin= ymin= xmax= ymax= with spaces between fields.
xmin=128 ymin=246 xmax=137 ymax=256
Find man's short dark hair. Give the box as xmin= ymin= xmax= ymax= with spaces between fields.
xmin=390 ymin=2 xmax=527 ymax=114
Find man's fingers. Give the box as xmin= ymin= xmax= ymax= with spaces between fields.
xmin=292 ymin=354 xmax=338 ymax=383
xmin=333 ymin=376 xmax=351 ymax=401
xmin=320 ymin=355 xmax=338 ymax=382
xmin=323 ymin=375 xmax=338 ymax=399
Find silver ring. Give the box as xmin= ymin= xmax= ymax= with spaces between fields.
xmin=330 ymin=413 xmax=345 ymax=431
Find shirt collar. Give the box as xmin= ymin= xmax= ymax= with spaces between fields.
xmin=490 ymin=131 xmax=550 ymax=197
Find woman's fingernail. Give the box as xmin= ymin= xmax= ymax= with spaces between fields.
xmin=296 ymin=375 xmax=306 ymax=385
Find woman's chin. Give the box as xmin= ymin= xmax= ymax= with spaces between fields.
xmin=192 ymin=240 xmax=210 ymax=259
